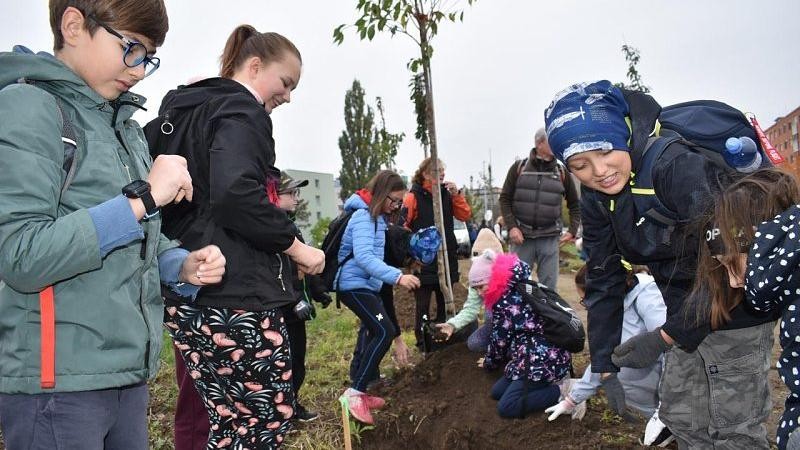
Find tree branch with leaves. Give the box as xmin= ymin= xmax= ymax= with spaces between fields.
xmin=334 ymin=0 xmax=477 ymax=317
xmin=615 ymin=43 xmax=651 ymax=93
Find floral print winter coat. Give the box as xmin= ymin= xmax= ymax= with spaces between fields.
xmin=483 ymin=254 xmax=572 ymax=382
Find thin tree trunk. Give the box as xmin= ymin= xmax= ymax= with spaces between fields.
xmin=419 ymin=28 xmax=455 ymax=318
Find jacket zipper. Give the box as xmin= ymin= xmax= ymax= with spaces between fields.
xmin=276 ymin=255 xmax=286 ymax=291
xmin=112 ymin=110 xmax=153 ymax=373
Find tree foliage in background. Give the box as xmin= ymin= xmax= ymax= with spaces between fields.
xmin=309 ymin=217 xmax=333 ymax=248
xmin=294 ymin=198 xmax=311 ymax=229
xmin=615 ymin=44 xmax=651 ymax=93
xmin=374 ymin=97 xmax=404 ymax=171
xmin=334 ymin=0 xmax=477 ymax=159
xmin=463 ymin=186 xmax=483 ymax=222
xmin=338 ymin=79 xmax=404 ymax=200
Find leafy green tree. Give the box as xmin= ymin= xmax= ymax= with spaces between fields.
xmin=293 ymin=198 xmax=310 ymax=229
xmin=463 ymin=186 xmax=483 ymax=222
xmin=334 ymin=0 xmax=477 ymax=316
xmin=310 ymin=217 xmax=333 ymax=248
xmin=338 ymin=80 xmax=404 ymax=200
xmin=615 ymin=43 xmax=651 ymax=93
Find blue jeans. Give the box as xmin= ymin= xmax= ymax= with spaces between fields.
xmin=490 ymin=376 xmax=559 ymax=418
xmin=467 ymin=310 xmax=493 ymax=353
xmin=0 ymin=382 xmax=148 ymax=450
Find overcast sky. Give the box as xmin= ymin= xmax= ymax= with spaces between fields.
xmin=4 ymin=1 xmax=799 ymax=187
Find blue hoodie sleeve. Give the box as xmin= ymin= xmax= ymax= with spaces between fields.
xmin=350 ymin=210 xmax=402 ymax=285
xmin=633 ymin=278 xmax=668 ymax=333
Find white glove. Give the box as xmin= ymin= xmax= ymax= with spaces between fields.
xmin=545 ymin=397 xmax=586 ymax=421
xmin=545 ymin=400 xmax=573 ymax=421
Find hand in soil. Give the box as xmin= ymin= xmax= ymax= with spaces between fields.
xmin=600 ymin=373 xmax=638 ymax=423
xmin=477 ymin=357 xmax=484 ymax=368
xmin=434 ymin=323 xmax=454 ymax=341
xmin=392 ymin=338 xmax=412 ymax=367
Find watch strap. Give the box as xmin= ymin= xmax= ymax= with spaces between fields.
xmin=141 ymin=191 xmax=159 ymax=219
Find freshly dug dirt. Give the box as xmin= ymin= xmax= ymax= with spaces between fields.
xmin=362 ymin=263 xmax=788 ymax=449
xmin=361 ymin=344 xmax=645 ymax=449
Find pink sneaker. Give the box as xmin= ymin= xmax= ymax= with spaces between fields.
xmin=341 ymin=392 xmax=374 ymax=425
xmin=363 ymin=394 xmax=386 ymax=410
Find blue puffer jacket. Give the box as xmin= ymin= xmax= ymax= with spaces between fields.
xmin=336 ymin=193 xmax=402 ymax=292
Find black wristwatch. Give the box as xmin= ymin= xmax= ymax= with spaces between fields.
xmin=122 ymin=180 xmax=159 ymax=219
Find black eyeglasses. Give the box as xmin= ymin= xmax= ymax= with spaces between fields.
xmin=279 ymin=189 xmax=301 ymax=199
xmin=386 ymin=196 xmax=403 ymax=207
xmin=90 ymin=16 xmax=160 ymax=77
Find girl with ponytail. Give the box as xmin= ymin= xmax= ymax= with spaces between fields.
xmin=145 ymin=25 xmax=322 ymax=449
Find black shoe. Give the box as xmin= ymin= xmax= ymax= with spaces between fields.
xmin=295 ymin=404 xmax=319 ymax=422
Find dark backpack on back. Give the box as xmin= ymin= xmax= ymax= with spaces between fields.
xmin=516 ymin=279 xmax=585 ymax=353
xmin=320 ymin=210 xmax=356 ymax=294
xmin=629 ymin=98 xmax=771 ymax=231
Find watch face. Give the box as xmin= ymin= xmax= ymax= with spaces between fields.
xmin=123 ymin=180 xmax=151 ymax=198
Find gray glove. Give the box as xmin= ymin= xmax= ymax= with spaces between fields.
xmin=601 ymin=373 xmax=637 ymax=423
xmin=293 ymin=300 xmax=316 ymax=321
xmin=612 ymin=327 xmax=671 ymax=369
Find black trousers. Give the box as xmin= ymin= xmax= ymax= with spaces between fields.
xmin=414 ymin=285 xmax=448 ymax=347
xmin=285 ymin=319 xmax=307 ymax=398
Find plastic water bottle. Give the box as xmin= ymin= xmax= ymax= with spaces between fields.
xmin=724 ymin=136 xmax=762 ymax=173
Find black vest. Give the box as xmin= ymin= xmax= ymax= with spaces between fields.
xmin=512 ymin=158 xmax=565 ymax=238
xmin=409 ymin=183 xmax=459 ymax=286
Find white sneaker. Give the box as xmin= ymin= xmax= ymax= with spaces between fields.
xmin=641 ymin=409 xmax=675 ymax=447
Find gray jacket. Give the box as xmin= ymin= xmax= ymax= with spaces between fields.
xmin=568 ymin=274 xmax=666 ymax=416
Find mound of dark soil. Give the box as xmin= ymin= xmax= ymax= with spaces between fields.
xmin=360 ymin=344 xmax=645 ymax=449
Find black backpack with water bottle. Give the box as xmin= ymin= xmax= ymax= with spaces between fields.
xmin=624 ymin=89 xmax=779 ymax=231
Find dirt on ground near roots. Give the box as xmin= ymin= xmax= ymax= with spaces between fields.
xmin=361 ymin=261 xmax=787 ymax=449
xmin=360 ymin=343 xmax=646 ymax=449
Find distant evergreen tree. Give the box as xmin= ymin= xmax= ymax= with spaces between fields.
xmin=338 ymin=80 xmax=403 ymax=200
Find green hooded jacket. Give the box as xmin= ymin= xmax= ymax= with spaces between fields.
xmin=0 ymin=48 xmax=177 ymax=394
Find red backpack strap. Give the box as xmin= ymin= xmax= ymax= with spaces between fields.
xmin=39 ymin=286 xmax=56 ymax=389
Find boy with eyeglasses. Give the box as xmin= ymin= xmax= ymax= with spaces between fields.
xmin=0 ymin=1 xmax=226 ymax=449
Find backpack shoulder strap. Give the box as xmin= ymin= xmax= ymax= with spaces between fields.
xmin=630 ymin=135 xmax=681 ymax=228
xmin=516 ymin=157 xmax=528 ymax=178
xmin=14 ymin=78 xmax=79 ymax=197
xmin=52 ymin=97 xmax=79 ymax=197
xmin=555 ymin=160 xmax=567 ymax=185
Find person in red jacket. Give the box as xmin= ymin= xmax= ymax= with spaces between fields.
xmin=402 ymin=157 xmax=471 ymax=349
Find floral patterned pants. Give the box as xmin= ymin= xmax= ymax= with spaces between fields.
xmin=165 ymin=304 xmax=295 ymax=450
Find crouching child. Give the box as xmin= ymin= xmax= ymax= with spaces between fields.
xmin=476 ymin=251 xmax=572 ymax=418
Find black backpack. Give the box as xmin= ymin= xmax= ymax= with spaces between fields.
xmin=515 ymin=279 xmax=585 ymax=353
xmin=319 ymin=210 xmax=356 ymax=294
xmin=625 ymin=92 xmax=772 ymax=232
